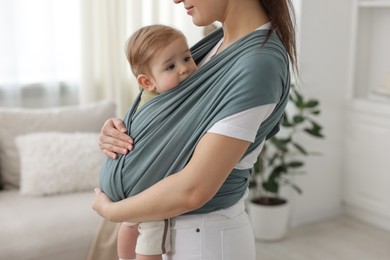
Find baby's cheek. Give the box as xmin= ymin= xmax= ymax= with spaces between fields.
xmin=167 ymin=78 xmax=181 ymax=90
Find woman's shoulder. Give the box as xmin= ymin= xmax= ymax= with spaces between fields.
xmin=250 ymin=31 xmax=287 ymax=58
xmin=236 ymin=43 xmax=289 ymax=76
xmin=231 ymin=34 xmax=290 ymax=89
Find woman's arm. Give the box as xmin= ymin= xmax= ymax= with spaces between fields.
xmin=99 ymin=118 xmax=134 ymax=159
xmin=93 ymin=132 xmax=250 ymax=223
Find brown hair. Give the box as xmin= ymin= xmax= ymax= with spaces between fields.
xmin=260 ymin=0 xmax=298 ymax=72
xmin=125 ymin=24 xmax=185 ymax=76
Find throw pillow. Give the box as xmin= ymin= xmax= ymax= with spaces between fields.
xmin=16 ymin=132 xmax=105 ymax=196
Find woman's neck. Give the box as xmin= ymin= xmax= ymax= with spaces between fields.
xmin=217 ymin=0 xmax=269 ymax=54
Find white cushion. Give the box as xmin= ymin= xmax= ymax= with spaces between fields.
xmin=16 ymin=132 xmax=104 ymax=196
xmin=0 ymin=101 xmax=116 ymax=189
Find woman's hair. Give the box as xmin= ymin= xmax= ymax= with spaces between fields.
xmin=125 ymin=24 xmax=185 ymax=76
xmin=259 ymin=0 xmax=298 ymax=72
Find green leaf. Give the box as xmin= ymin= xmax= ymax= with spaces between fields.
xmin=269 ymin=153 xmax=279 ymax=165
xmin=253 ymin=156 xmax=264 ymax=173
xmin=296 ymin=98 xmax=305 ymax=109
xmin=293 ymin=115 xmax=305 ymax=124
xmin=293 ymin=142 xmax=308 ymax=155
xmin=271 ymin=137 xmax=290 ymax=152
xmin=292 ymin=86 xmax=303 ymax=101
xmin=287 ymin=161 xmax=304 ymax=168
xmin=305 ymin=99 xmax=319 ymax=108
xmin=303 ymin=120 xmax=324 ymax=138
xmin=289 ymin=94 xmax=295 ymax=102
xmin=282 ymin=113 xmax=293 ymax=127
xmin=310 ymin=120 xmax=323 ymax=131
xmin=311 ymin=110 xmax=321 ymax=115
xmin=282 ymin=120 xmax=293 ymax=127
xmin=248 ymin=179 xmax=257 ymax=189
xmin=269 ymin=165 xmax=287 ymax=180
xmin=282 ymin=178 xmax=303 ymax=195
xmin=262 ymin=180 xmax=278 ymax=194
xmin=291 ymin=183 xmax=303 ymax=194
xmin=292 ymin=88 xmax=305 ymax=108
xmin=304 ymin=128 xmax=325 ymax=138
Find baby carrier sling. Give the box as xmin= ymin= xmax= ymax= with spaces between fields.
xmin=100 ymin=28 xmax=291 ymax=214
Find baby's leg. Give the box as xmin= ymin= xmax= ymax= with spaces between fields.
xmin=135 ymin=220 xmax=170 ymax=260
xmin=117 ymin=222 xmax=139 ymax=260
xmin=136 ymin=254 xmax=162 ymax=260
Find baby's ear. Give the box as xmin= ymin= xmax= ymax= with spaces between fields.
xmin=137 ymin=74 xmax=155 ymax=92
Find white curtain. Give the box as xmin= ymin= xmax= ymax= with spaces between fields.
xmin=0 ymin=0 xmax=80 ymax=108
xmin=79 ymin=0 xmax=133 ymax=116
xmin=0 ymin=0 xmax=299 ymax=114
xmin=0 ymin=0 xmax=203 ymax=114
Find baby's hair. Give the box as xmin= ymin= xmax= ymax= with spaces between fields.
xmin=125 ymin=24 xmax=186 ymax=76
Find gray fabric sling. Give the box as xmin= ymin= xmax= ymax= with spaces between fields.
xmin=100 ymin=28 xmax=290 ymax=214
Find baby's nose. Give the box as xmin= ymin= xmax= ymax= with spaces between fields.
xmin=180 ymin=65 xmax=190 ymax=74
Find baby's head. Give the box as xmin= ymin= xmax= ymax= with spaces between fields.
xmin=125 ymin=24 xmax=197 ymax=93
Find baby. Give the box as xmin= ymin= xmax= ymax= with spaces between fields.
xmin=116 ymin=24 xmax=197 ymax=260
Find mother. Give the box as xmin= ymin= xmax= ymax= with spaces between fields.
xmin=93 ymin=0 xmax=297 ymax=259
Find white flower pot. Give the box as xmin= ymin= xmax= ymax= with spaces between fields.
xmin=248 ymin=199 xmax=290 ymax=241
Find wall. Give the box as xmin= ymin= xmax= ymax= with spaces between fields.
xmin=288 ymin=0 xmax=353 ymax=226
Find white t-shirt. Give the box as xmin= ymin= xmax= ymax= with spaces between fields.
xmin=201 ymin=23 xmax=276 ymax=170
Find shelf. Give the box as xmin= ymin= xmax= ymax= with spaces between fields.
xmin=349 ymin=98 xmax=390 ymax=118
xmin=351 ymin=5 xmax=390 ymax=101
xmin=359 ymin=0 xmax=390 ymax=7
xmin=345 ymin=0 xmax=390 ymax=232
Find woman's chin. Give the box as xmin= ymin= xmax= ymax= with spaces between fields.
xmin=192 ymin=19 xmax=212 ymax=27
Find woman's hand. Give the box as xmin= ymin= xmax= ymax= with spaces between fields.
xmin=99 ymin=118 xmax=133 ymax=159
xmin=92 ymin=188 xmax=117 ymax=221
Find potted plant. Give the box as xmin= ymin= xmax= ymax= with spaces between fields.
xmin=248 ymin=84 xmax=325 ymax=241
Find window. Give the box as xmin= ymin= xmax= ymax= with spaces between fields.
xmin=0 ymin=0 xmax=80 ymax=107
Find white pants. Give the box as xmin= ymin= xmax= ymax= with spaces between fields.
xmin=163 ymin=191 xmax=255 ymax=260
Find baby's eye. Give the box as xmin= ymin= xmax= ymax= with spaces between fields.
xmin=166 ymin=64 xmax=175 ymax=71
xmin=184 ymin=56 xmax=192 ymax=62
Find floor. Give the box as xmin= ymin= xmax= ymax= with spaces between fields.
xmin=255 ymin=215 xmax=390 ymax=260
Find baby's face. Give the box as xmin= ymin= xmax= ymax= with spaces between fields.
xmin=148 ymin=37 xmax=197 ymax=93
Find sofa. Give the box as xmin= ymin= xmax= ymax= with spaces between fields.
xmin=0 ymin=101 xmax=116 ymax=260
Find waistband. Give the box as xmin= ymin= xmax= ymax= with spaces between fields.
xmin=171 ymin=189 xmax=249 ymax=228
